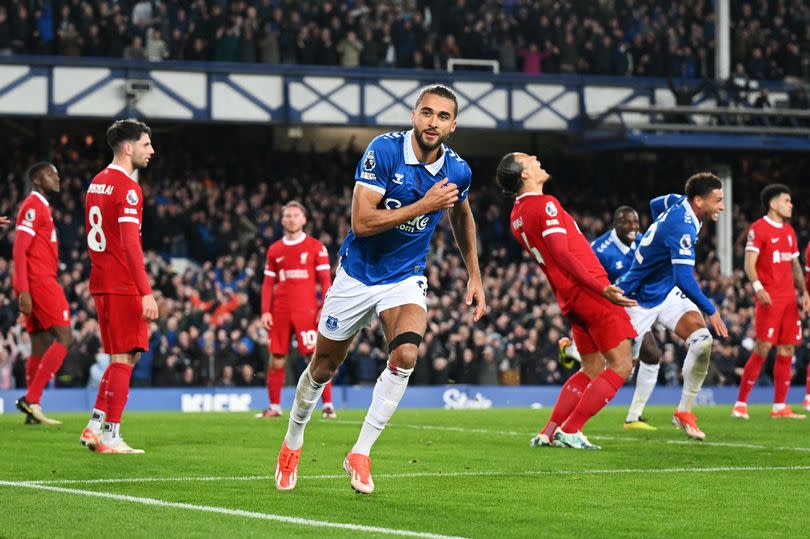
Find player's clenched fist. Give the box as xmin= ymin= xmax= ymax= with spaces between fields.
xmin=141 ymin=294 xmax=158 ymax=321
xmin=422 ymin=178 xmax=459 ymax=211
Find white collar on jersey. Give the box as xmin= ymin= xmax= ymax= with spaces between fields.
xmin=514 ymin=191 xmax=543 ymax=201
xmin=404 ymin=130 xmax=446 ymax=176
xmin=680 ymin=197 xmax=702 ymax=233
xmin=31 ymin=190 xmax=49 ymax=207
xmin=282 ymin=233 xmax=307 ymax=246
xmin=106 ymin=163 xmax=137 ymax=181
xmin=763 ymin=215 xmax=784 ymax=228
xmin=609 ymin=228 xmax=633 ymax=255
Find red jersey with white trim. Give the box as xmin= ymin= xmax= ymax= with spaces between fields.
xmin=745 ymin=216 xmax=798 ymax=300
xmin=510 ymin=193 xmax=609 ymax=313
xmin=804 ymin=241 xmax=810 ymax=295
xmin=263 ymin=234 xmax=331 ymax=309
xmin=85 ymin=165 xmax=145 ymax=295
xmin=14 ymin=192 xmax=58 ymax=289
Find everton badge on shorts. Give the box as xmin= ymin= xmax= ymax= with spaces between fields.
xmin=326 ymin=316 xmax=339 ymax=331
xmin=126 ymin=189 xmax=139 ymax=205
xmin=363 ymin=151 xmax=375 ymax=171
xmin=545 ymin=201 xmax=558 ymax=217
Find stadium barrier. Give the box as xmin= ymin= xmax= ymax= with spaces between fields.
xmin=0 ymin=386 xmax=800 ymax=414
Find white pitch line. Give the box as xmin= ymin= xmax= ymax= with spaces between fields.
xmin=11 ymin=464 xmax=810 ymax=487
xmin=332 ymin=420 xmax=810 ymax=453
xmin=0 ymin=480 xmax=467 ymax=539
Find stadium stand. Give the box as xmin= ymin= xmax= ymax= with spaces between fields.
xmin=0 ymin=1 xmax=808 ymax=80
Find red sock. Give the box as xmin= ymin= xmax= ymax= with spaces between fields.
xmin=104 ymin=362 xmax=133 ymax=423
xmin=737 ymin=352 xmax=766 ymax=403
xmin=25 ymin=354 xmax=41 ymax=388
xmin=321 ymin=380 xmax=333 ymax=405
xmin=773 ymin=354 xmax=792 ymax=404
xmin=562 ymin=369 xmax=625 ymax=433
xmin=93 ymin=364 xmax=111 ymax=412
xmin=267 ymin=367 xmax=285 ymax=406
xmin=541 ymin=371 xmax=591 ymax=438
xmin=25 ymin=343 xmax=67 ymax=405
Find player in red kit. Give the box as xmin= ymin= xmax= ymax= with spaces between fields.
xmin=805 ymin=240 xmax=810 ymax=411
xmin=496 ymin=152 xmax=637 ymax=449
xmin=79 ymin=119 xmax=158 ymax=453
xmin=733 ymin=184 xmax=810 ymax=420
xmin=256 ymin=201 xmax=335 ymax=418
xmin=13 ymin=162 xmax=73 ymax=425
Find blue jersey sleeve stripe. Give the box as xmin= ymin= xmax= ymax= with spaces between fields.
xmin=671 ymin=258 xmax=695 ymax=265
xmin=356 ymin=182 xmax=386 ymax=195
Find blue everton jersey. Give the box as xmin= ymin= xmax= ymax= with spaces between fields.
xmin=338 ymin=130 xmax=472 ymax=286
xmin=591 ymin=229 xmax=637 ymax=283
xmin=617 ymin=195 xmax=700 ymax=308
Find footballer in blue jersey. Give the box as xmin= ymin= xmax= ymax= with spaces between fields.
xmin=617 ymin=173 xmax=729 ymax=441
xmin=592 ymin=206 xmax=640 ymax=283
xmin=276 ymin=84 xmax=486 ymax=494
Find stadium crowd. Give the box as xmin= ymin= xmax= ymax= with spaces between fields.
xmin=0 ymin=0 xmax=809 ymax=81
xmin=2 ymin=130 xmax=810 ymax=393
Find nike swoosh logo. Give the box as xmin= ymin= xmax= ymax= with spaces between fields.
xmin=771 ymin=238 xmax=779 ymax=243
xmin=276 ymin=257 xmax=285 ymax=262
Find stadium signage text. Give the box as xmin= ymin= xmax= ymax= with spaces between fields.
xmin=181 ymin=393 xmax=252 ymax=412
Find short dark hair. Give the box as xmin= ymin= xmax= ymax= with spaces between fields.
xmin=613 ymin=205 xmax=636 ymax=225
xmin=106 ymin=119 xmax=152 ymax=152
xmin=760 ymin=183 xmax=791 ymax=211
xmin=25 ymin=161 xmax=53 ymax=191
xmin=684 ymin=172 xmax=722 ymax=201
xmin=415 ymin=84 xmax=458 ymax=117
xmin=496 ymin=153 xmax=524 ymax=197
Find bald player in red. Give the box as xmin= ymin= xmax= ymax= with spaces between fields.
xmin=13 ymin=162 xmax=73 ymax=425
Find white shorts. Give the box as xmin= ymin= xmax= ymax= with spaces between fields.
xmin=318 ymin=267 xmax=427 ymax=341
xmin=625 ymin=287 xmax=700 ymax=358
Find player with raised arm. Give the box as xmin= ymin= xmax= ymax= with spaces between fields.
xmin=79 ymin=119 xmax=158 ymax=454
xmin=13 ymin=162 xmax=73 ymax=425
xmin=616 ymin=173 xmax=729 ymax=440
xmin=257 ymin=201 xmax=335 ymax=419
xmin=274 ymin=84 xmax=486 ymax=494
xmin=733 ymin=184 xmax=809 ymax=420
xmin=496 ymin=153 xmax=637 ymax=450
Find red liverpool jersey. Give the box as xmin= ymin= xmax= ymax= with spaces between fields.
xmin=510 ymin=193 xmax=609 ymax=313
xmin=85 ymin=165 xmax=146 ymax=295
xmin=13 ymin=191 xmax=58 ymax=289
xmin=263 ymin=234 xmax=331 ymax=309
xmin=745 ymin=216 xmax=799 ymax=300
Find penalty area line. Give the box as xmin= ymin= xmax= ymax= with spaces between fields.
xmin=0 ymin=480 xmax=468 ymax=539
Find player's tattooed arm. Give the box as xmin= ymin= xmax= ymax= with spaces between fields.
xmin=351 ymin=180 xmax=458 ymax=236
xmin=743 ymin=249 xmax=770 ymax=305
xmin=791 ymin=257 xmax=810 ymax=315
xmin=449 ymin=200 xmax=486 ymax=321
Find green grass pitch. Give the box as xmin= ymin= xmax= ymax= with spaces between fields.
xmin=1 ymin=405 xmax=809 ymax=538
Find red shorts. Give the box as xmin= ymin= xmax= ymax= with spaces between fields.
xmin=270 ymin=305 xmax=318 ymax=356
xmin=755 ymin=298 xmax=801 ymax=345
xmin=565 ymin=291 xmax=637 ymax=355
xmin=93 ymin=294 xmax=149 ymax=354
xmin=23 ymin=279 xmax=70 ymax=333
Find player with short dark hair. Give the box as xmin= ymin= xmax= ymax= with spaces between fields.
xmin=616 ymin=172 xmax=729 ymax=440
xmin=733 ymin=183 xmax=809 ymax=419
xmin=275 ymin=84 xmax=486 ymax=494
xmin=13 ymin=162 xmax=74 ymax=425
xmin=256 ymin=200 xmax=335 ymax=419
xmin=79 ymin=118 xmax=158 ymax=454
xmin=498 ymin=152 xmax=638 ymax=450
